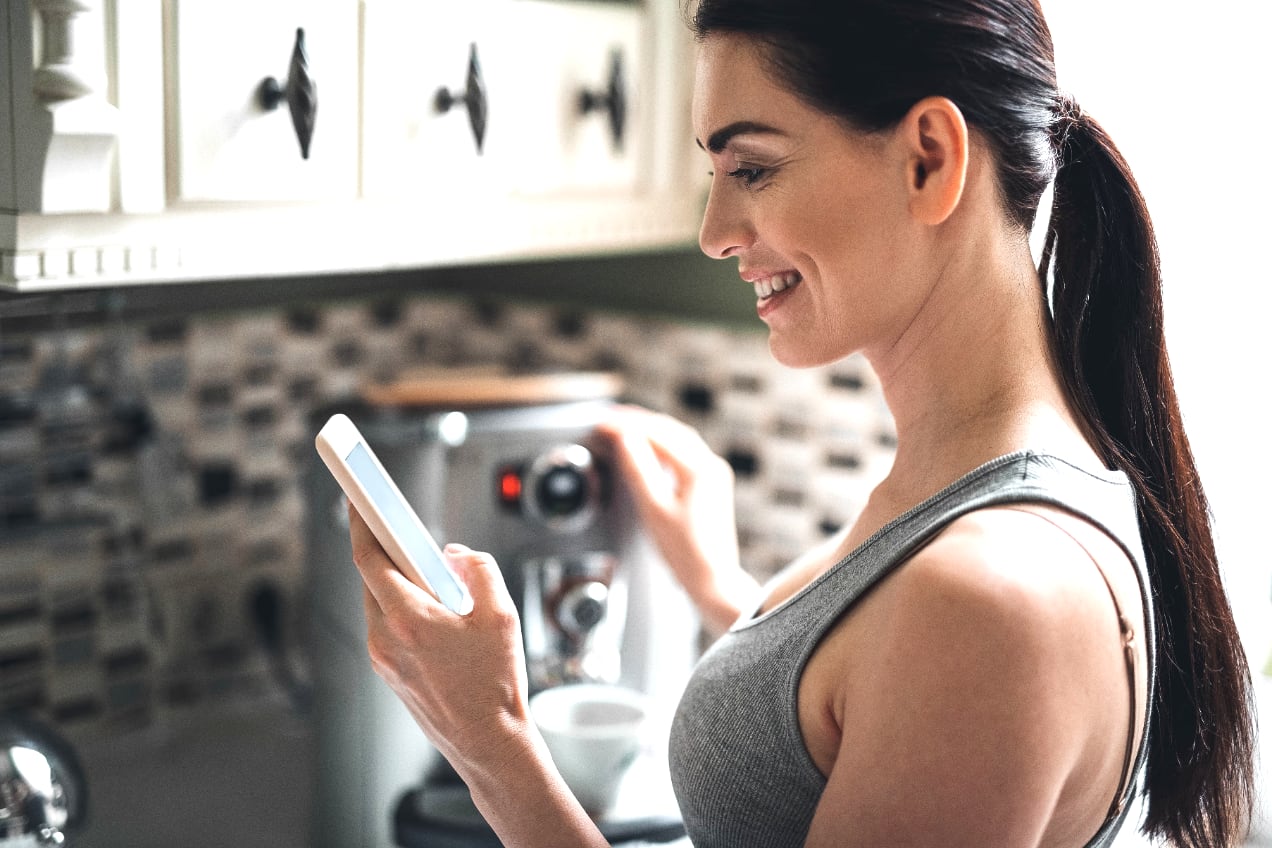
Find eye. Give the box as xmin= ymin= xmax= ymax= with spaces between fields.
xmin=725 ymin=166 xmax=769 ymax=187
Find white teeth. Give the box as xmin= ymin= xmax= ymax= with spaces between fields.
xmin=753 ymin=272 xmax=801 ymax=300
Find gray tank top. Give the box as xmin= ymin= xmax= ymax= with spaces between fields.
xmin=668 ymin=451 xmax=1155 ymax=848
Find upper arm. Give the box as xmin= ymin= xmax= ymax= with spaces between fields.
xmin=803 ymin=515 xmax=1097 ymax=848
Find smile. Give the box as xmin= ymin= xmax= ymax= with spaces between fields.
xmin=753 ymin=272 xmax=802 ymax=300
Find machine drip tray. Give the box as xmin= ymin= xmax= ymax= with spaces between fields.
xmin=394 ymin=784 xmax=686 ymax=847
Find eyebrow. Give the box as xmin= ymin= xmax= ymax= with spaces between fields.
xmin=696 ymin=121 xmax=788 ymax=154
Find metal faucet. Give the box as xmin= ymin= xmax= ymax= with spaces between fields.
xmin=0 ymin=715 xmax=85 ymax=846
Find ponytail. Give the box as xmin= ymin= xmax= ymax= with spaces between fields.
xmin=1040 ymin=99 xmax=1256 ymax=847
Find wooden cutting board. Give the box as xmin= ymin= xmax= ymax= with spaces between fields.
xmin=360 ymin=368 xmax=625 ymax=408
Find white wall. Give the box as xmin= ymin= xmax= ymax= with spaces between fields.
xmin=1041 ymin=3 xmax=1272 ymax=842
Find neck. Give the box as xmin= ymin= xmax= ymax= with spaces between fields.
xmin=865 ymin=224 xmax=1096 ymax=502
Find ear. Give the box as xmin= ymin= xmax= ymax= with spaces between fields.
xmin=899 ymin=96 xmax=969 ymax=226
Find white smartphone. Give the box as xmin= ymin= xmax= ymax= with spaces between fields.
xmin=315 ymin=413 xmax=473 ymax=615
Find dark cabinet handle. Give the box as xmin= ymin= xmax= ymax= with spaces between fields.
xmin=434 ymin=43 xmax=488 ymax=154
xmin=257 ymin=27 xmax=317 ymax=159
xmin=579 ymin=49 xmax=627 ymax=153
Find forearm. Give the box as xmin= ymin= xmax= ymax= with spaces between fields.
xmin=456 ymin=718 xmax=611 ymax=848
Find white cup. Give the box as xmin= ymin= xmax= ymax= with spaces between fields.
xmin=529 ymin=683 xmax=650 ymax=815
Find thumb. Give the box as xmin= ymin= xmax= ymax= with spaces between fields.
xmin=444 ymin=544 xmax=514 ymax=612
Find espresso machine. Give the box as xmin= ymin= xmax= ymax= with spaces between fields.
xmin=306 ymin=380 xmax=698 ymax=847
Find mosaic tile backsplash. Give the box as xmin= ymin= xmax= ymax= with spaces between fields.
xmin=0 ymin=292 xmax=895 ymax=735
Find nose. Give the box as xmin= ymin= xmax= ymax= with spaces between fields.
xmin=698 ymin=180 xmax=754 ymax=260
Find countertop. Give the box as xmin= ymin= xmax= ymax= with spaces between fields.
xmin=62 ymin=677 xmax=1272 ymax=847
xmin=71 ymin=698 xmax=315 ymax=848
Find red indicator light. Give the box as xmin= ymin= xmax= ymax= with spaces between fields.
xmin=499 ymin=470 xmax=522 ymax=503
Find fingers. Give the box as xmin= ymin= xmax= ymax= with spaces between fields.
xmin=348 ymin=499 xmax=510 ymax=627
xmin=606 ymin=424 xmax=679 ymax=511
xmin=602 ymin=406 xmax=716 ymax=471
xmin=347 ymin=501 xmax=443 ymax=616
xmin=599 ymin=406 xmax=728 ymax=509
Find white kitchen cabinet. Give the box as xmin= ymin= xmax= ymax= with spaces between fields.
xmin=361 ymin=0 xmax=515 ymax=200
xmin=167 ymin=0 xmax=361 ymax=203
xmin=509 ymin=1 xmax=647 ymax=198
xmin=363 ymin=0 xmax=647 ymax=201
xmin=0 ymin=0 xmax=706 ymax=292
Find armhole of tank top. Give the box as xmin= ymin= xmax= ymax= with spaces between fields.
xmin=996 ymin=505 xmax=1139 ymax=819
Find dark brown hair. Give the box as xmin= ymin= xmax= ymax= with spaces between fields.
xmin=688 ymin=1 xmax=1256 ymax=844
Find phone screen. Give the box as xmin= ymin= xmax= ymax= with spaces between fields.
xmin=345 ymin=442 xmax=467 ymax=613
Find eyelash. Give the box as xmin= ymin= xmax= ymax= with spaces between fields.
xmin=708 ymin=166 xmax=770 ymax=187
xmin=725 ymin=166 xmax=768 ymax=186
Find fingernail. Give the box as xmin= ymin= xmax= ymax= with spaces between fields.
xmin=444 ymin=543 xmax=467 ymax=554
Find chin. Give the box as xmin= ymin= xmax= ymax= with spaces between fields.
xmin=766 ymin=335 xmax=838 ymax=370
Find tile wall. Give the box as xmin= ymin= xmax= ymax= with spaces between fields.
xmin=0 ymin=291 xmax=895 ymax=736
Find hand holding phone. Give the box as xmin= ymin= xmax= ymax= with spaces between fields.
xmin=315 ymin=413 xmax=473 ymax=615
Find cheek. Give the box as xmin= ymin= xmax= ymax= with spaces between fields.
xmin=791 ymin=171 xmax=876 ymax=245
xmin=758 ymin=186 xmax=843 ymax=262
xmin=758 ymin=168 xmax=905 ymax=298
xmin=826 ymin=181 xmax=911 ymax=273
xmin=792 ymin=192 xmax=889 ymax=290
xmin=809 ymin=201 xmax=910 ymax=340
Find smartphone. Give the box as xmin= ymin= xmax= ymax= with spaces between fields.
xmin=315 ymin=413 xmax=473 ymax=615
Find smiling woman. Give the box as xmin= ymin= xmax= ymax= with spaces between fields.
xmin=339 ymin=2 xmax=1257 ymax=848
xmin=675 ymin=1 xmax=1256 ymax=846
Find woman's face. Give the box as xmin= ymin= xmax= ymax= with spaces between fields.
xmin=693 ymin=34 xmax=926 ymax=368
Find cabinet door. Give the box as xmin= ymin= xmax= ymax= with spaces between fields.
xmin=510 ymin=2 xmax=647 ymax=197
xmin=168 ymin=0 xmax=360 ymax=203
xmin=361 ymin=0 xmax=515 ymax=200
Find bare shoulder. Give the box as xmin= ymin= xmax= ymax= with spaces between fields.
xmin=863 ymin=504 xmax=1123 ymax=695
xmin=870 ymin=503 xmax=1138 ymax=690
xmin=803 ymin=506 xmax=1139 ymax=846
xmin=896 ymin=504 xmax=1129 ymax=626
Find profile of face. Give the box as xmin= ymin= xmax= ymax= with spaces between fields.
xmin=692 ymin=34 xmax=950 ymax=369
